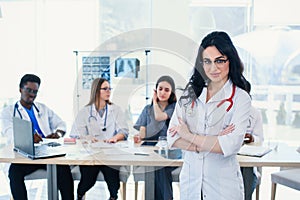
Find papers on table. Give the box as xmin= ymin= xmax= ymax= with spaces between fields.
xmin=40 ymin=138 xmax=63 ymax=145
xmin=88 ymin=141 xmax=150 ymax=156
xmin=90 ymin=141 xmax=128 ymax=148
xmin=238 ymin=145 xmax=272 ymax=157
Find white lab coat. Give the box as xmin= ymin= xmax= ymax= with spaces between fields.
xmin=247 ymin=106 xmax=264 ymax=144
xmin=70 ymin=103 xmax=129 ymax=140
xmin=0 ymin=101 xmax=66 ymax=144
xmin=245 ymin=106 xmax=264 ymax=179
xmin=168 ymin=80 xmax=251 ymax=200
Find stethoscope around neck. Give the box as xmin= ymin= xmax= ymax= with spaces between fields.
xmin=186 ymin=85 xmax=236 ymax=116
xmin=13 ymin=102 xmax=41 ymax=119
xmin=88 ymin=104 xmax=107 ymax=131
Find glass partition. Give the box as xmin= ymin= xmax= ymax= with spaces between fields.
xmin=0 ymin=0 xmax=299 ymax=143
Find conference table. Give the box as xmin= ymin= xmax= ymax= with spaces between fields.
xmin=0 ymin=140 xmax=182 ymax=200
xmin=0 ymin=140 xmax=299 ymax=200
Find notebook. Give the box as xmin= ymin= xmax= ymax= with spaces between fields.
xmin=12 ymin=117 xmax=66 ymax=159
xmin=238 ymin=144 xmax=272 ymax=157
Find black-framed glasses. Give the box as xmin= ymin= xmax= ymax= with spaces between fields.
xmin=22 ymin=87 xmax=38 ymax=95
xmin=201 ymin=58 xmax=229 ymax=67
xmin=100 ymin=87 xmax=112 ymax=91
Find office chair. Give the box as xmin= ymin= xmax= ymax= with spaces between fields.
xmin=133 ymin=166 xmax=181 ymax=200
xmin=254 ymin=167 xmax=262 ymax=200
xmin=23 ymin=165 xmax=130 ymax=200
xmin=71 ymin=165 xmax=130 ymax=200
xmin=271 ymin=168 xmax=300 ymax=200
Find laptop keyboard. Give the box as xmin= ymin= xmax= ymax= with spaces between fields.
xmin=35 ymin=145 xmax=49 ymax=156
xmin=35 ymin=145 xmax=61 ymax=156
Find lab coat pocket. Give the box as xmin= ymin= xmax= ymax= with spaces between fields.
xmin=180 ymin=155 xmax=202 ymax=200
xmin=87 ymin=120 xmax=102 ymax=137
xmin=219 ymin=165 xmax=244 ymax=200
xmin=179 ymin=160 xmax=191 ymax=200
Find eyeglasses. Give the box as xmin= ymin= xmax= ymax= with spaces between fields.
xmin=201 ymin=59 xmax=229 ymax=67
xmin=100 ymin=87 xmax=112 ymax=91
xmin=22 ymin=87 xmax=38 ymax=95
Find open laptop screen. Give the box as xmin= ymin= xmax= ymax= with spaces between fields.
xmin=12 ymin=117 xmax=66 ymax=159
xmin=13 ymin=117 xmax=35 ymax=156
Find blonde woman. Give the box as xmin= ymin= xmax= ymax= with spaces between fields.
xmin=71 ymin=78 xmax=129 ymax=200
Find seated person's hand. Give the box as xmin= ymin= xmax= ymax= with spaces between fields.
xmin=34 ymin=133 xmax=43 ymax=143
xmin=134 ymin=134 xmax=142 ymax=143
xmin=104 ymin=137 xmax=118 ymax=143
xmin=91 ymin=137 xmax=98 ymax=143
xmin=46 ymin=133 xmax=60 ymax=139
xmin=46 ymin=130 xmax=65 ymax=139
xmin=244 ymin=133 xmax=254 ymax=143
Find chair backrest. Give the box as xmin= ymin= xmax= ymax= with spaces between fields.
xmin=25 ymin=169 xmax=47 ymax=180
xmin=133 ymin=166 xmax=181 ymax=182
xmin=25 ymin=165 xmax=131 ymax=183
xmin=71 ymin=165 xmax=130 ymax=183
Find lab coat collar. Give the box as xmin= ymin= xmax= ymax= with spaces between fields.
xmin=16 ymin=101 xmax=37 ymax=112
xmin=91 ymin=103 xmax=112 ymax=116
xmin=15 ymin=101 xmax=41 ymax=119
xmin=199 ymin=80 xmax=233 ymax=103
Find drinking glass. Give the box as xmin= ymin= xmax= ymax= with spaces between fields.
xmin=158 ymin=136 xmax=168 ymax=158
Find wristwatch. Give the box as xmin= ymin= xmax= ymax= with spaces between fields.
xmin=56 ymin=130 xmax=65 ymax=138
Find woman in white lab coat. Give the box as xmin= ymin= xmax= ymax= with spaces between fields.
xmin=70 ymin=77 xmax=129 ymax=200
xmin=168 ymin=31 xmax=251 ymax=200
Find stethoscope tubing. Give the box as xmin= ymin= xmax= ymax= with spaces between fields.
xmin=88 ymin=104 xmax=107 ymax=131
xmin=13 ymin=102 xmax=41 ymax=119
xmin=216 ymin=84 xmax=236 ymax=112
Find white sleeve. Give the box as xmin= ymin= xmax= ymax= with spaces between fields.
xmin=70 ymin=108 xmax=88 ymax=138
xmin=0 ymin=105 xmax=14 ymax=144
xmin=252 ymin=108 xmax=264 ymax=143
xmin=167 ymin=102 xmax=182 ymax=148
xmin=113 ymin=105 xmax=129 ymax=138
xmin=218 ymin=90 xmax=251 ymax=157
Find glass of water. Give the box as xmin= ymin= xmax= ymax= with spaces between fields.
xmin=158 ymin=136 xmax=168 ymax=158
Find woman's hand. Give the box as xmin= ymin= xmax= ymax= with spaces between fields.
xmin=104 ymin=136 xmax=118 ymax=143
xmin=152 ymin=89 xmax=158 ymax=104
xmin=91 ymin=137 xmax=98 ymax=143
xmin=218 ymin=124 xmax=235 ymax=136
xmin=169 ymin=118 xmax=192 ymax=140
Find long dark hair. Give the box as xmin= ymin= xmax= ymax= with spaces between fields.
xmin=180 ymin=31 xmax=247 ymax=104
xmin=154 ymin=75 xmax=177 ymax=104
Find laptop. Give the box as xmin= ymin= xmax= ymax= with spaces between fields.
xmin=12 ymin=117 xmax=66 ymax=159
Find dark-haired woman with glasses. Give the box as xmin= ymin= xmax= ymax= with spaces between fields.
xmin=70 ymin=77 xmax=129 ymax=200
xmin=168 ymin=31 xmax=251 ymax=200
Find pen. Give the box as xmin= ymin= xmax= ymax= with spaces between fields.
xmin=134 ymin=153 xmax=149 ymax=156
